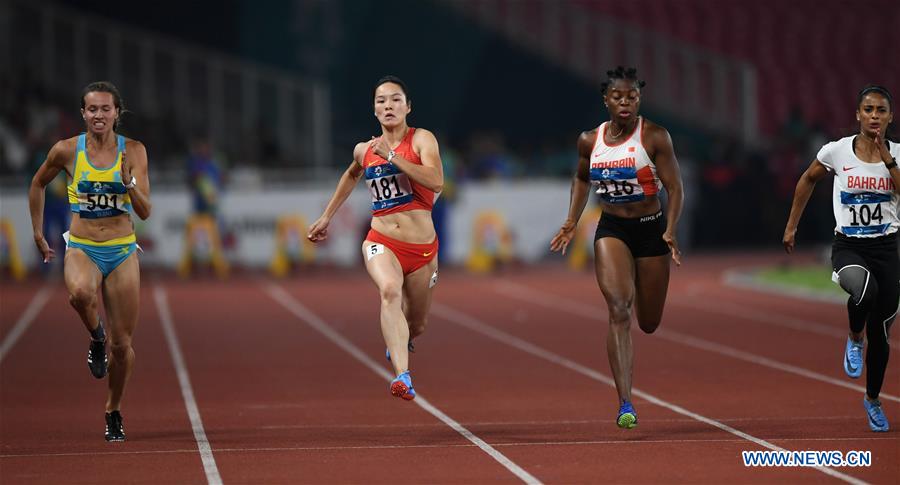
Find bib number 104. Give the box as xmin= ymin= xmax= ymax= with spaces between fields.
xmin=370 ymin=176 xmax=405 ymax=201
xmin=848 ymin=204 xmax=883 ymax=226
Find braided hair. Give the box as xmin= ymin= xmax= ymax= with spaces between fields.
xmin=600 ymin=66 xmax=646 ymax=95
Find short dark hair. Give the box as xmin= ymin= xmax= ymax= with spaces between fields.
xmin=373 ymin=75 xmax=410 ymax=103
xmin=81 ymin=81 xmax=126 ymax=130
xmin=601 ymin=66 xmax=646 ymax=96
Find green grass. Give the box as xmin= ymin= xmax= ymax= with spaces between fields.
xmin=755 ymin=265 xmax=846 ymax=296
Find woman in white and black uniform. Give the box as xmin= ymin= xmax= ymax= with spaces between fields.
xmin=784 ymin=85 xmax=899 ymax=432
xmin=551 ymin=67 xmax=685 ymax=429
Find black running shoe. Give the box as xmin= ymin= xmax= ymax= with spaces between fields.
xmin=105 ymin=411 xmax=125 ymax=442
xmin=88 ymin=338 xmax=108 ymax=379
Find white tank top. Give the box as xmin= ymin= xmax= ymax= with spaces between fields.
xmin=588 ymin=117 xmax=660 ymax=204
xmin=817 ymin=136 xmax=900 ymax=237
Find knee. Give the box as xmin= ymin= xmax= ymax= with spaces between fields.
xmin=638 ymin=317 xmax=661 ymax=334
xmin=68 ymin=287 xmax=96 ymax=310
xmin=408 ymin=317 xmax=428 ymax=338
xmin=839 ymin=268 xmax=878 ymax=307
xmin=109 ymin=340 xmax=133 ymax=362
xmin=607 ymin=298 xmax=633 ymax=325
xmin=856 ymin=278 xmax=879 ymax=307
xmin=379 ymin=283 xmax=402 ymax=306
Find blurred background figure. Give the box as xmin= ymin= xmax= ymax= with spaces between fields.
xmin=187 ymin=137 xmax=224 ymax=220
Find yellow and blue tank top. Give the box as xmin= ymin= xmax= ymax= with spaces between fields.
xmin=67 ymin=134 xmax=132 ymax=219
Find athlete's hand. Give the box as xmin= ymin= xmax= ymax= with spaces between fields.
xmin=120 ymin=150 xmax=132 ymax=185
xmin=550 ymin=219 xmax=577 ymax=255
xmin=662 ymin=231 xmax=682 ymax=266
xmin=371 ymin=136 xmax=391 ymax=160
xmin=33 ymin=234 xmax=55 ymax=263
xmin=307 ymin=216 xmax=330 ymax=243
xmin=874 ymin=132 xmax=893 ymax=165
xmin=782 ymin=227 xmax=796 ymax=254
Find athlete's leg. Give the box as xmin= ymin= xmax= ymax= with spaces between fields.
xmin=594 ymin=237 xmax=636 ymax=403
xmin=362 ymin=241 xmax=409 ymax=376
xmin=834 ymin=251 xmax=876 ymax=341
xmin=864 ymin=257 xmax=898 ymax=401
xmin=64 ymin=248 xmax=103 ymax=333
xmin=101 ymin=251 xmax=140 ymax=412
xmin=633 ymin=254 xmax=670 ymax=334
xmin=402 ymin=258 xmax=438 ymax=341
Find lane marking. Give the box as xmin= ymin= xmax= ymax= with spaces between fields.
xmin=0 ymin=285 xmax=53 ymax=363
xmin=495 ymin=281 xmax=900 ymax=403
xmin=4 ymin=435 xmax=895 ymax=459
xmin=431 ymin=301 xmax=866 ymax=485
xmin=154 ymin=286 xmax=222 ymax=485
xmin=265 ymin=283 xmax=541 ymax=485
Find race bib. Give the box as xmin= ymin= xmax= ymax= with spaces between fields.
xmin=590 ymin=166 xmax=645 ymax=204
xmin=366 ymin=163 xmax=413 ymax=211
xmin=840 ymin=191 xmax=891 ymax=236
xmin=76 ymin=180 xmax=128 ymax=219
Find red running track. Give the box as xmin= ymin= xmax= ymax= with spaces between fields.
xmin=1 ymin=252 xmax=897 ymax=483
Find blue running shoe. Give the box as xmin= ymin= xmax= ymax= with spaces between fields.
xmin=390 ymin=371 xmax=416 ymax=401
xmin=617 ymin=400 xmax=637 ymax=429
xmin=843 ymin=336 xmax=863 ymax=379
xmin=386 ymin=340 xmax=415 ymax=362
xmin=863 ymin=397 xmax=889 ymax=432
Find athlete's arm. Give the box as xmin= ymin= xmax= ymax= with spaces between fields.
xmin=550 ymin=131 xmax=594 ymax=255
xmin=307 ymin=143 xmax=366 ymax=242
xmin=122 ymin=140 xmax=152 ymax=220
xmin=646 ymin=122 xmax=684 ymax=265
xmin=28 ymin=140 xmax=70 ymax=262
xmin=783 ymin=159 xmax=830 ymax=254
xmin=874 ymin=133 xmax=900 ymax=195
xmin=373 ymin=129 xmax=443 ymax=193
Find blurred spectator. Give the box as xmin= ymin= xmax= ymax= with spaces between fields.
xmin=187 ymin=137 xmax=225 ymax=217
xmin=468 ymin=132 xmax=516 ymax=180
xmin=433 ymin=141 xmax=461 ymax=263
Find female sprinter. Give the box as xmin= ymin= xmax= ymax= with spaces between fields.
xmin=308 ymin=76 xmax=443 ymax=400
xmin=550 ymin=66 xmax=684 ymax=429
xmin=783 ymin=85 xmax=898 ymax=432
xmin=29 ymin=81 xmax=151 ymax=441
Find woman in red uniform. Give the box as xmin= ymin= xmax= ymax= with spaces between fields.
xmin=551 ymin=66 xmax=684 ymax=428
xmin=308 ymin=76 xmax=443 ymax=400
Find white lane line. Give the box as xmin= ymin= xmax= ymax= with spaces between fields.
xmin=154 ymin=286 xmax=222 ymax=485
xmin=712 ymin=271 xmax=898 ymax=350
xmin=3 ymin=435 xmax=895 ymax=459
xmin=256 ymin=414 xmax=863 ymax=430
xmin=495 ymin=281 xmax=900 ymax=403
xmin=430 ymin=301 xmax=865 ymax=485
xmin=0 ymin=285 xmax=53 ymax=363
xmin=265 ymin=283 xmax=541 ymax=485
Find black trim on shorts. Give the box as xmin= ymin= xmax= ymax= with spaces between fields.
xmin=594 ymin=210 xmax=669 ymax=258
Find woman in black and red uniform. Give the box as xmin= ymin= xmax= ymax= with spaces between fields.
xmin=308 ymin=75 xmax=443 ymax=400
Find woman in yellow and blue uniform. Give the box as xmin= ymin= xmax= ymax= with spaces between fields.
xmin=28 ymin=82 xmax=152 ymax=442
